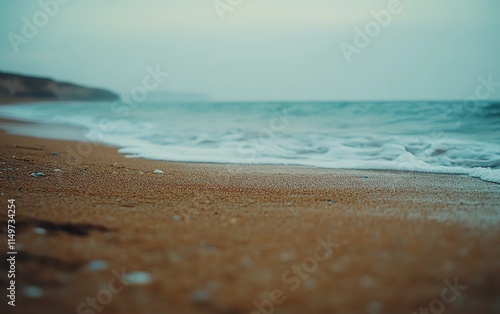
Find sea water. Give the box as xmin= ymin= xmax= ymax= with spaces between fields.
xmin=0 ymin=101 xmax=499 ymax=183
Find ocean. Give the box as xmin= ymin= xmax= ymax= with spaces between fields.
xmin=1 ymin=101 xmax=499 ymax=183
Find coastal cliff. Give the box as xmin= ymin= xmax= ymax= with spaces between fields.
xmin=0 ymin=71 xmax=119 ymax=103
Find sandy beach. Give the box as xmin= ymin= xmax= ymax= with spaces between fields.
xmin=1 ymin=122 xmax=499 ymax=314
xmin=2 ymin=0 xmax=500 ymax=312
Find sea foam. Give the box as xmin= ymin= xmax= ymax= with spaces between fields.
xmin=0 ymin=101 xmax=499 ymax=183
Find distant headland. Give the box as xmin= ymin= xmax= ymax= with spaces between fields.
xmin=0 ymin=71 xmax=120 ymax=104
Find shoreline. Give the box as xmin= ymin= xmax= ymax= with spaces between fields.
xmin=1 ymin=99 xmax=499 ymax=186
xmin=1 ymin=125 xmax=500 ymax=313
xmin=2 ymin=119 xmax=499 ymax=184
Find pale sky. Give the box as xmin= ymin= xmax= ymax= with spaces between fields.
xmin=1 ymin=0 xmax=499 ymax=101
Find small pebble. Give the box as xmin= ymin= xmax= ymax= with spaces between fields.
xmin=124 ymin=271 xmax=152 ymax=285
xmin=363 ymin=176 xmax=369 ymax=179
xmin=240 ymin=257 xmax=253 ymax=267
xmin=33 ymin=227 xmax=47 ymax=235
xmin=367 ymin=301 xmax=382 ymax=314
xmin=304 ymin=278 xmax=317 ymax=289
xmin=87 ymin=260 xmax=108 ymax=271
xmin=191 ymin=289 xmax=210 ymax=304
xmin=153 ymin=169 xmax=164 ymax=174
xmin=230 ymin=218 xmax=237 ymax=224
xmin=444 ymin=261 xmax=454 ymax=272
xmin=169 ymin=252 xmax=182 ymax=262
xmin=50 ymin=152 xmax=59 ymax=156
xmin=327 ymin=199 xmax=334 ymax=204
xmin=53 ymin=169 xmax=62 ymax=172
xmin=330 ymin=262 xmax=343 ymax=272
xmin=24 ymin=286 xmax=43 ymax=298
xmin=280 ymin=252 xmax=295 ymax=262
xmin=360 ymin=275 xmax=374 ymax=288
xmin=30 ymin=172 xmax=46 ymax=177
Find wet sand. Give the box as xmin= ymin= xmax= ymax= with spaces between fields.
xmin=1 ymin=125 xmax=500 ymax=314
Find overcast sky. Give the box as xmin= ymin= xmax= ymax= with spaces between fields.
xmin=1 ymin=0 xmax=499 ymax=101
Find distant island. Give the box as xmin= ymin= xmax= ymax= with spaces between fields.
xmin=0 ymin=71 xmax=120 ymax=104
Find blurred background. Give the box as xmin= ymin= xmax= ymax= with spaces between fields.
xmin=1 ymin=0 xmax=500 ymax=101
